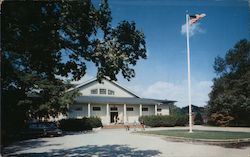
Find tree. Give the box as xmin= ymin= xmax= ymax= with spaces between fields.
xmin=207 ymin=39 xmax=250 ymax=126
xmin=1 ymin=0 xmax=147 ymax=143
xmin=194 ymin=112 xmax=203 ymax=125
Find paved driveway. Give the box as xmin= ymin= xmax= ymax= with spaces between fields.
xmin=2 ymin=127 xmax=250 ymax=157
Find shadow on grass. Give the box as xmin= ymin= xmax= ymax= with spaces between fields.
xmin=5 ymin=145 xmax=162 ymax=157
xmin=161 ymin=138 xmax=250 ymax=149
xmin=210 ymin=141 xmax=250 ymax=149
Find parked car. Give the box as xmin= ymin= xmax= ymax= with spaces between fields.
xmin=21 ymin=122 xmax=62 ymax=138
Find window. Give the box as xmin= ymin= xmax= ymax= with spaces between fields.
xmin=99 ymin=89 xmax=106 ymax=95
xmin=74 ymin=107 xmax=82 ymax=111
xmin=127 ymin=107 xmax=133 ymax=111
xmin=91 ymin=89 xmax=98 ymax=94
xmin=157 ymin=108 xmax=162 ymax=112
xmin=110 ymin=107 xmax=117 ymax=111
xmin=108 ymin=90 xmax=115 ymax=95
xmin=93 ymin=107 xmax=101 ymax=111
xmin=142 ymin=107 xmax=148 ymax=111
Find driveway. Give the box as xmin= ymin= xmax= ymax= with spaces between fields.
xmin=2 ymin=127 xmax=250 ymax=157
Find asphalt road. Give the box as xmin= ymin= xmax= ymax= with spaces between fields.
xmin=2 ymin=127 xmax=250 ymax=157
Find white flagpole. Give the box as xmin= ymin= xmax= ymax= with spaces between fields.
xmin=186 ymin=14 xmax=193 ymax=133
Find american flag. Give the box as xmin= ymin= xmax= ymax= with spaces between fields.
xmin=189 ymin=14 xmax=206 ymax=25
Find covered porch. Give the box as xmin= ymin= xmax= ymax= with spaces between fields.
xmin=69 ymin=96 xmax=175 ymax=124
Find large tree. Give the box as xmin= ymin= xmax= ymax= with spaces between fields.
xmin=207 ymin=39 xmax=250 ymax=126
xmin=1 ymin=0 xmax=147 ymax=135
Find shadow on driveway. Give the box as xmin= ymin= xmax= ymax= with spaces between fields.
xmin=2 ymin=138 xmax=61 ymax=155
xmin=4 ymin=144 xmax=162 ymax=157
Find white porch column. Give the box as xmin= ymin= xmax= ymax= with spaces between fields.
xmin=155 ymin=104 xmax=157 ymax=115
xmin=124 ymin=104 xmax=127 ymax=123
xmin=106 ymin=103 xmax=110 ymax=124
xmin=139 ymin=104 xmax=142 ymax=116
xmin=88 ymin=103 xmax=91 ymax=117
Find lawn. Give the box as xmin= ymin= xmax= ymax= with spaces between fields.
xmin=142 ymin=130 xmax=250 ymax=140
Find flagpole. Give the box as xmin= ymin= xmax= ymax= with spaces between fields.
xmin=186 ymin=13 xmax=193 ymax=133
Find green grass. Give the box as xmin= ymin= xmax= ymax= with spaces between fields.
xmin=142 ymin=130 xmax=250 ymax=140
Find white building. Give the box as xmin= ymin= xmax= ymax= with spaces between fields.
xmin=68 ymin=78 xmax=176 ymax=125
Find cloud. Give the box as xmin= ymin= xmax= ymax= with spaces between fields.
xmin=181 ymin=23 xmax=205 ymax=37
xmin=128 ymin=80 xmax=212 ymax=107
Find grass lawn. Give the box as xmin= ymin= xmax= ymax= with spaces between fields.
xmin=142 ymin=130 xmax=250 ymax=140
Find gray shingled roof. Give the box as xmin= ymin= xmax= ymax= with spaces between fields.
xmin=75 ymin=96 xmax=176 ymax=105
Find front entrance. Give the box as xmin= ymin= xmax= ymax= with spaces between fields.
xmin=110 ymin=112 xmax=118 ymax=123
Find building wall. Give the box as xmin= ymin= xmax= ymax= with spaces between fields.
xmin=90 ymin=104 xmax=109 ymax=124
xmin=126 ymin=105 xmax=140 ymax=123
xmin=68 ymin=78 xmax=171 ymax=124
xmin=161 ymin=105 xmax=170 ymax=115
xmin=141 ymin=105 xmax=155 ymax=116
xmin=78 ymin=79 xmax=136 ymax=98
xmin=68 ymin=104 xmax=87 ymax=119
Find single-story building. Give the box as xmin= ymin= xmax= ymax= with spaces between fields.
xmin=68 ymin=78 xmax=176 ymax=125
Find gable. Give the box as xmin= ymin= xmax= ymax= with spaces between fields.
xmin=76 ymin=78 xmax=139 ymax=98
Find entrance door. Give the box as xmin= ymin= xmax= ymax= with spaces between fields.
xmin=110 ymin=112 xmax=118 ymax=123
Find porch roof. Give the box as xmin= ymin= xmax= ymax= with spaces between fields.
xmin=75 ymin=96 xmax=176 ymax=105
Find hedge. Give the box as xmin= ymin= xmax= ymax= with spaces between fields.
xmin=59 ymin=117 xmax=102 ymax=131
xmin=139 ymin=115 xmax=188 ymax=127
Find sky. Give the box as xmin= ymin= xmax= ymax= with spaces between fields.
xmin=73 ymin=0 xmax=249 ymax=107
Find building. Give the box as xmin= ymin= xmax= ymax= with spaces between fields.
xmin=68 ymin=78 xmax=176 ymax=125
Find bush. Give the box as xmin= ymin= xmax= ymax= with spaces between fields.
xmin=194 ymin=112 xmax=204 ymax=125
xmin=139 ymin=115 xmax=188 ymax=127
xmin=59 ymin=117 xmax=102 ymax=131
xmin=208 ymin=113 xmax=234 ymax=126
xmin=175 ymin=115 xmax=188 ymax=126
xmin=88 ymin=117 xmax=103 ymax=128
xmin=139 ymin=115 xmax=184 ymax=127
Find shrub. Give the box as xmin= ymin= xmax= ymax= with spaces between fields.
xmin=139 ymin=115 xmax=178 ymax=127
xmin=208 ymin=113 xmax=234 ymax=126
xmin=87 ymin=117 xmax=103 ymax=128
xmin=59 ymin=117 xmax=102 ymax=131
xmin=175 ymin=115 xmax=188 ymax=126
xmin=194 ymin=112 xmax=204 ymax=125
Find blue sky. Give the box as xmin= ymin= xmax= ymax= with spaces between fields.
xmin=75 ymin=0 xmax=249 ymax=107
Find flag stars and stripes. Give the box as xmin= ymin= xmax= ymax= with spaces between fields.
xmin=189 ymin=14 xmax=206 ymax=25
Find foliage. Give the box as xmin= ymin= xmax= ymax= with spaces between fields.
xmin=2 ymin=0 xmax=146 ymax=144
xmin=181 ymin=105 xmax=205 ymax=115
xmin=194 ymin=112 xmax=204 ymax=125
xmin=175 ymin=115 xmax=189 ymax=126
xmin=2 ymin=0 xmax=146 ymax=120
xmin=169 ymin=104 xmax=184 ymax=116
xmin=208 ymin=112 xmax=234 ymax=126
xmin=59 ymin=117 xmax=102 ymax=131
xmin=87 ymin=117 xmax=103 ymax=128
xmin=139 ymin=115 xmax=188 ymax=127
xmin=207 ymin=39 xmax=250 ymax=126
